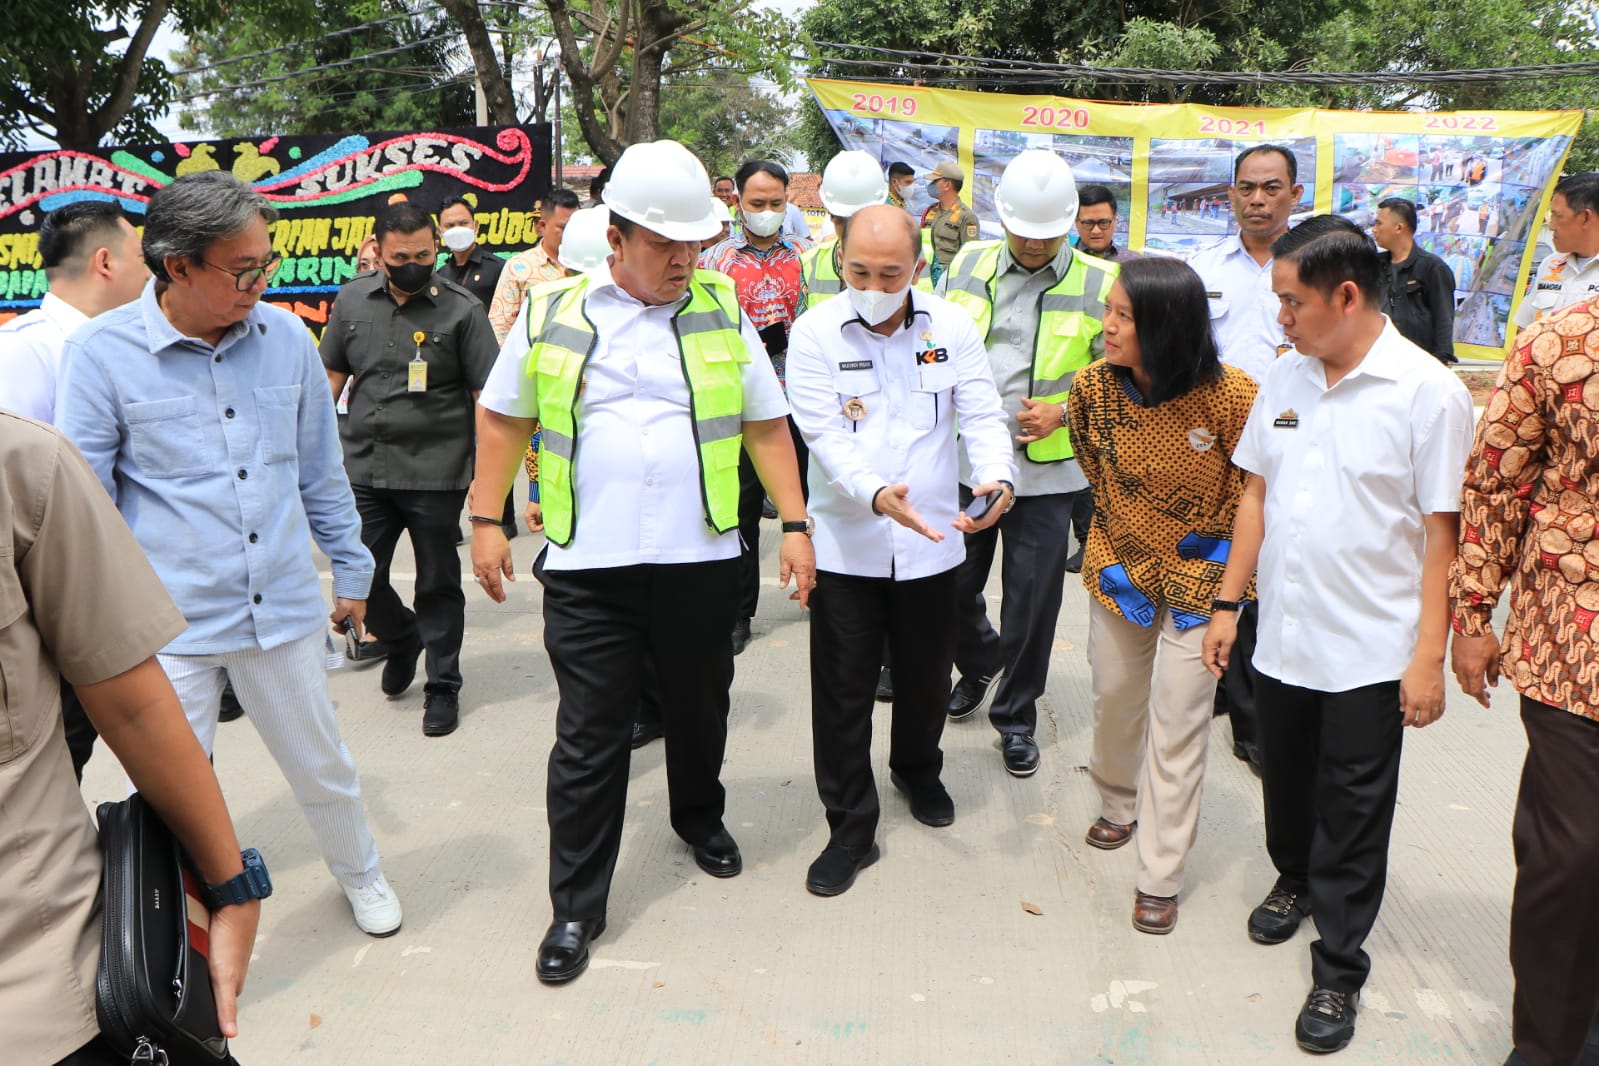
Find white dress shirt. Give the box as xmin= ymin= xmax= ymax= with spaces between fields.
xmin=1230 ymin=319 xmax=1475 ymax=693
xmin=1186 ymin=235 xmax=1285 ymax=383
xmin=1514 ymin=250 xmax=1599 ymax=328
xmin=786 ymin=288 xmax=1017 ymax=581
xmin=480 ymin=262 xmax=789 ymax=572
xmin=0 ymin=293 xmax=88 ymax=421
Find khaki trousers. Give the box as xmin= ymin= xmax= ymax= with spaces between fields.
xmin=1087 ymin=599 xmax=1216 ymax=897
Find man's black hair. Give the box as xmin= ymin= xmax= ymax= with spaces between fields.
xmin=1270 ymin=214 xmax=1385 ymax=303
xmin=38 ymin=201 xmax=128 ymax=276
xmin=438 ymin=195 xmax=473 ymax=217
xmin=374 ymin=200 xmax=438 ymax=242
xmin=734 ymin=159 xmax=790 ymax=193
xmin=887 ymin=161 xmax=914 ymax=179
xmin=1234 ymin=144 xmax=1298 ymax=186
xmin=1376 ymin=197 xmax=1418 ymax=232
xmin=1555 ymin=171 xmax=1599 ymax=216
xmin=1077 ymin=184 xmax=1119 ymax=213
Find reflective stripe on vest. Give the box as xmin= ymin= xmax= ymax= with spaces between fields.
xmin=943 ymin=241 xmax=1119 ymax=462
xmin=801 ymin=242 xmax=843 ymax=311
xmin=524 ymin=270 xmax=747 ymax=546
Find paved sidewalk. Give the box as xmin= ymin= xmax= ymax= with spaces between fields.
xmin=82 ymin=526 xmax=1522 ymax=1065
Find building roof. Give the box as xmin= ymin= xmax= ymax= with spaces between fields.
xmin=788 ymin=172 xmax=822 ymax=210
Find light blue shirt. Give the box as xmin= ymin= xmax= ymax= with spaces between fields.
xmin=56 ymin=281 xmax=374 ymax=655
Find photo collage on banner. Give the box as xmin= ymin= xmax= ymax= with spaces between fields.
xmin=808 ymin=78 xmax=1581 ymax=359
xmin=0 ymin=125 xmax=553 ymax=339
xmin=1330 ymin=130 xmax=1572 ymax=347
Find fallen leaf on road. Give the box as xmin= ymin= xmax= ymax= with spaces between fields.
xmin=653 ymin=982 xmax=665 ymax=989
xmin=1021 ymin=902 xmax=1043 ymax=916
xmin=309 ymin=1013 xmax=322 ymax=1029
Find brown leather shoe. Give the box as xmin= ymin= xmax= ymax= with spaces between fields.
xmin=1132 ymin=891 xmax=1178 ymax=935
xmin=1085 ymin=817 xmax=1135 ymax=850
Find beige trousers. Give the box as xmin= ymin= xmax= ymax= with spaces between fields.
xmin=1087 ymin=599 xmax=1217 ymax=898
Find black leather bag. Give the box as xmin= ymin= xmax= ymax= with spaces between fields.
xmin=95 ymin=794 xmax=234 ymax=1066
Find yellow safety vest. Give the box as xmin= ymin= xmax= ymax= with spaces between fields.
xmin=801 ymin=238 xmax=934 ymax=314
xmin=524 ymin=270 xmax=748 ymax=546
xmin=943 ymin=240 xmax=1118 ymax=463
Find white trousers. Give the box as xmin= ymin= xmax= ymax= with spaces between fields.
xmin=1087 ymin=599 xmax=1216 ymax=898
xmin=158 ymin=629 xmax=383 ymax=888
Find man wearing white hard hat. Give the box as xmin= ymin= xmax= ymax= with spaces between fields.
xmin=798 ymin=151 xmax=889 ymax=313
xmin=468 ymin=140 xmax=814 ymax=983
xmin=939 ymin=149 xmax=1120 ymax=777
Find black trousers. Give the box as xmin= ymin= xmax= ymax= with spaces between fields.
xmin=953 ymin=488 xmax=1077 ymax=736
xmin=810 ymin=568 xmax=957 ymax=849
xmin=1509 ymin=697 xmax=1599 ymax=1066
xmin=1256 ymin=672 xmax=1403 ymax=993
xmin=736 ymin=417 xmax=808 ymax=622
xmin=634 ymin=653 xmax=664 ymax=728
xmin=537 ymin=553 xmax=740 ymax=921
xmin=62 ymin=682 xmax=97 ymax=782
xmin=354 ymin=486 xmax=468 ymax=695
xmin=1070 ymin=490 xmax=1093 ymax=547
xmin=1214 ymin=600 xmax=1261 ymax=751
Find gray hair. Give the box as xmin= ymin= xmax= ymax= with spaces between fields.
xmin=143 ymin=171 xmax=279 ymax=281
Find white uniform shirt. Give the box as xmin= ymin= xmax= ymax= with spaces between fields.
xmin=0 ymin=293 xmax=87 ymax=421
xmin=480 ymin=262 xmax=789 ymax=571
xmin=1187 ymin=236 xmax=1284 ymax=382
xmin=1231 ymin=320 xmax=1475 ymax=693
xmin=1514 ymin=250 xmax=1599 ymax=329
xmin=786 ymin=289 xmax=1017 ymax=581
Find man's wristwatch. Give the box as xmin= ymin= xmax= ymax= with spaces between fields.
xmin=202 ymin=848 xmax=273 ymax=910
xmin=781 ymin=518 xmax=814 ymax=537
xmin=1210 ymin=598 xmax=1243 ymax=614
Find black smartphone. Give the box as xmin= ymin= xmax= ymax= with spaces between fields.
xmin=964 ymin=490 xmax=1002 ymax=521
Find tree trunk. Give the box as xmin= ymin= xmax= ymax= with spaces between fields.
xmin=544 ymin=0 xmax=629 ymax=163
xmin=438 ymin=0 xmax=519 ymax=125
xmin=623 ymin=0 xmax=690 ymax=144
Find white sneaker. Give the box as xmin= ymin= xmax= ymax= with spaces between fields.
xmin=343 ymin=873 xmax=403 ymax=937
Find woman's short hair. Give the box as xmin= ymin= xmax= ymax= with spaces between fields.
xmin=1115 ymin=256 xmax=1223 ymax=405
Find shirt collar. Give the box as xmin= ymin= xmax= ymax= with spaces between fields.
xmin=1297 ymin=318 xmax=1413 ymax=388
xmin=588 ymin=258 xmax=691 ymax=312
xmin=140 ymin=278 xmax=261 ymax=355
xmin=39 ymin=291 xmax=88 ymax=333
xmin=369 ymin=273 xmax=439 ymax=305
xmin=997 ymin=240 xmax=1072 ymax=282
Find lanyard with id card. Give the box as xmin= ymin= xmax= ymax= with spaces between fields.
xmin=408 ymin=330 xmax=428 ymax=392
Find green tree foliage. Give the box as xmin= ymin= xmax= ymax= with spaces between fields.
xmin=173 ymin=0 xmax=475 ymax=137
xmin=657 ymin=73 xmax=798 ymax=176
xmin=797 ymin=0 xmax=1599 ymax=171
xmin=0 ymin=0 xmax=266 ymax=149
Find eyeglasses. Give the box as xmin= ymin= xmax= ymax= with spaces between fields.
xmin=1078 ymin=218 xmax=1116 ymax=230
xmin=199 ymin=252 xmax=283 ymax=291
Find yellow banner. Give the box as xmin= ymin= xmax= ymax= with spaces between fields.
xmin=807 ymin=77 xmax=1582 ymax=361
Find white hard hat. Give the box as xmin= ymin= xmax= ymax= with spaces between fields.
xmin=820 ymin=150 xmax=889 ymax=218
xmin=996 ymin=149 xmax=1079 ymax=240
xmin=558 ymin=206 xmax=612 ymax=272
xmin=601 ymin=140 xmax=724 ymax=242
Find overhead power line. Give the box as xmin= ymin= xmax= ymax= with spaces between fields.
xmin=808 ymin=40 xmax=1599 ymax=87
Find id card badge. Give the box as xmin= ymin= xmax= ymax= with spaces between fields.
xmin=408 ymin=330 xmax=428 ymax=392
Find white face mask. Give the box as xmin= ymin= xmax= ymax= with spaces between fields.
xmin=845 ymin=281 xmax=912 ymax=326
xmin=742 ymin=209 xmax=784 ymax=238
xmin=441 ymin=226 xmax=476 ymax=252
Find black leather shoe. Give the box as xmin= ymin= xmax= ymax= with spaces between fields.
xmin=805 ymin=842 xmax=881 ymax=896
xmin=631 ymin=719 xmax=664 ymax=749
xmin=1064 ymin=546 xmax=1085 ymax=574
xmin=731 ymin=618 xmax=752 ymax=656
xmin=890 ymin=771 xmax=954 ymax=827
xmin=948 ymin=670 xmax=1002 ymax=721
xmin=874 ymin=667 xmax=894 ymax=703
xmin=218 ymin=683 xmax=245 ymax=723
xmin=1234 ymin=741 xmax=1263 ymax=774
xmin=345 ymin=635 xmax=396 ymax=665
xmin=1001 ymin=734 xmax=1040 ymax=777
xmin=422 ymin=691 xmax=459 ymax=737
xmin=1249 ymin=882 xmax=1311 ymax=944
xmin=691 ymin=829 xmax=742 ymax=878
xmin=1295 ymin=987 xmax=1357 ymax=1054
xmin=380 ymin=635 xmax=422 ymax=697
xmin=536 ymin=918 xmax=606 ymax=984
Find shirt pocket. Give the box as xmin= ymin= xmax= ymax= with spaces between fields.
xmin=0 ymin=555 xmax=34 ymax=763
xmin=830 ymin=367 xmax=882 ymax=429
xmin=125 ymin=396 xmax=208 ymax=478
xmin=256 ymin=384 xmax=301 ymax=464
xmin=1206 ymin=294 xmax=1230 ymax=322
xmin=910 ymin=361 xmax=956 ymax=430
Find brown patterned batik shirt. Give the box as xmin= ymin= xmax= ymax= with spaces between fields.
xmin=1068 ymin=360 xmax=1258 ymax=629
xmin=1451 ymin=300 xmax=1599 ymax=720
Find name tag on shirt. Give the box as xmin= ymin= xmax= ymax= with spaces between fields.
xmin=1273 ymin=408 xmax=1299 ymax=429
xmin=838 ymin=360 xmax=873 ymax=371
xmin=409 ymin=356 xmax=428 ymax=392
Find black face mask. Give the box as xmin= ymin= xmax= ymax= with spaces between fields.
xmin=385 ymin=260 xmax=433 ymax=294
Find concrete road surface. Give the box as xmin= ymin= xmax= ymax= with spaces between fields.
xmin=81 ymin=514 xmax=1525 ymax=1065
